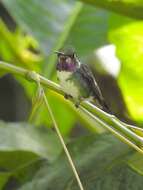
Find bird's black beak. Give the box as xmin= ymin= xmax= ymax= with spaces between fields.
xmin=54 ymin=51 xmax=65 ymax=56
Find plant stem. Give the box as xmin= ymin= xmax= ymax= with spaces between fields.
xmin=0 ymin=61 xmax=27 ymax=76
xmin=43 ymin=91 xmax=84 ymax=190
xmin=80 ymin=106 xmax=143 ymax=154
xmin=0 ymin=61 xmax=143 ymax=151
xmin=82 ymin=101 xmax=143 ymax=147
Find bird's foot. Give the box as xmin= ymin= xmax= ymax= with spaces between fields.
xmin=75 ymin=101 xmax=81 ymax=108
xmin=64 ymin=94 xmax=73 ymax=100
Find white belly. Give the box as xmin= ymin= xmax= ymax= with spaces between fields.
xmin=57 ymin=71 xmax=80 ymax=99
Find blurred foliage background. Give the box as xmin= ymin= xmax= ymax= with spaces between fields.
xmin=0 ymin=0 xmax=143 ymax=189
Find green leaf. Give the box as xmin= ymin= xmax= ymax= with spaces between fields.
xmin=19 ymin=134 xmax=136 ymax=190
xmin=0 ymin=20 xmax=41 ymax=71
xmin=0 ymin=121 xmax=61 ymax=162
xmin=79 ymin=0 xmax=143 ymax=19
xmin=34 ymin=91 xmax=77 ymax=135
xmin=0 ymin=156 xmax=42 ymax=190
xmin=67 ymin=5 xmax=109 ymax=57
xmin=2 ymin=0 xmax=75 ymax=55
xmin=109 ymin=14 xmax=143 ymax=122
xmin=46 ymin=93 xmax=77 ymax=135
xmin=127 ymin=152 xmax=143 ymax=175
xmin=0 ymin=173 xmax=11 ymax=190
xmin=0 ymin=121 xmax=62 ymax=189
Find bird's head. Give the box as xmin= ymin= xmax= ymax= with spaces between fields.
xmin=55 ymin=50 xmax=80 ymax=72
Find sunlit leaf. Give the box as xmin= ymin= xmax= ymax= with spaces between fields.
xmin=109 ymin=14 xmax=143 ymax=122
xmin=0 ymin=20 xmax=41 ymax=70
xmin=34 ymin=91 xmax=77 ymax=135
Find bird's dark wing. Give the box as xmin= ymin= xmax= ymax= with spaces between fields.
xmin=72 ymin=64 xmax=111 ymax=113
xmin=76 ymin=64 xmax=104 ymax=101
xmin=76 ymin=64 xmax=111 ymax=112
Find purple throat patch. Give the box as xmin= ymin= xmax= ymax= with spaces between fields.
xmin=57 ymin=62 xmax=76 ymax=72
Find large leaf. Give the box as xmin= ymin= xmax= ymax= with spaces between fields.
xmin=66 ymin=4 xmax=109 ymax=57
xmin=18 ymin=134 xmax=139 ymax=190
xmin=127 ymin=152 xmax=143 ymax=175
xmin=0 ymin=121 xmax=61 ymax=189
xmin=80 ymin=0 xmax=143 ymax=19
xmin=109 ymin=14 xmax=143 ymax=122
xmin=1 ymin=157 xmax=42 ymax=190
xmin=0 ymin=173 xmax=10 ymax=190
xmin=0 ymin=121 xmax=61 ymax=161
xmin=2 ymin=0 xmax=75 ymax=55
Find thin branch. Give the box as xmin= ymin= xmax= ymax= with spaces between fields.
xmin=80 ymin=106 xmax=143 ymax=154
xmin=43 ymin=91 xmax=84 ymax=190
xmin=28 ymin=82 xmax=44 ymax=123
xmin=82 ymin=101 xmax=143 ymax=147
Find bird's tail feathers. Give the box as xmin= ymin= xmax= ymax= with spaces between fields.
xmin=94 ymin=97 xmax=112 ymax=114
xmin=101 ymin=100 xmax=112 ymax=114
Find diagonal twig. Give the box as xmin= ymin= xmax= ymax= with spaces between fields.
xmin=43 ymin=90 xmax=85 ymax=190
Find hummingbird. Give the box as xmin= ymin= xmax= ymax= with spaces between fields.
xmin=56 ymin=50 xmax=110 ymax=112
